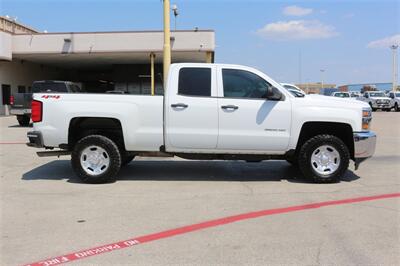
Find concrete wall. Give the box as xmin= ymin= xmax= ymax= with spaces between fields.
xmin=0 ymin=32 xmax=12 ymax=61
xmin=12 ymin=31 xmax=215 ymax=55
xmin=0 ymin=60 xmax=61 ymax=115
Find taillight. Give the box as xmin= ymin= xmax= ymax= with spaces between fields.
xmin=31 ymin=100 xmax=43 ymax=123
xmin=9 ymin=95 xmax=14 ymax=105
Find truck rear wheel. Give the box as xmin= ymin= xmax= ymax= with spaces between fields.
xmin=17 ymin=115 xmax=30 ymax=126
xmin=71 ymin=135 xmax=121 ymax=183
xmin=298 ymin=135 xmax=349 ymax=183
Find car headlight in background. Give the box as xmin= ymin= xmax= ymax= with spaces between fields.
xmin=362 ymin=108 xmax=372 ymax=130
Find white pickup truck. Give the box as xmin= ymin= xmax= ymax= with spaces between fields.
xmin=388 ymin=91 xmax=400 ymax=112
xmin=359 ymin=91 xmax=392 ymax=111
xmin=27 ymin=63 xmax=376 ymax=184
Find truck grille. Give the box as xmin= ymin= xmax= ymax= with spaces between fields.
xmin=376 ymin=99 xmax=389 ymax=104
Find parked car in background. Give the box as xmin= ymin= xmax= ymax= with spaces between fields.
xmin=350 ymin=91 xmax=361 ymax=98
xmin=10 ymin=81 xmax=82 ymax=126
xmin=388 ymin=91 xmax=400 ymax=112
xmin=287 ymin=88 xmax=305 ymax=97
xmin=281 ymin=83 xmax=306 ymax=97
xmin=331 ymin=92 xmax=350 ymax=98
xmin=359 ymin=91 xmax=392 ymax=111
xmin=27 ymin=63 xmax=376 ymax=184
xmin=281 ymin=83 xmax=305 ymax=94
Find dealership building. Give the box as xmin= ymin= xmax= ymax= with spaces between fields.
xmin=0 ymin=16 xmax=215 ymax=115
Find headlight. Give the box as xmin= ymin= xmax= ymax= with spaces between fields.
xmin=362 ymin=108 xmax=372 ymax=130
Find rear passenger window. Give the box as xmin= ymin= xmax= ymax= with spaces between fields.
xmin=178 ymin=68 xmax=211 ymax=97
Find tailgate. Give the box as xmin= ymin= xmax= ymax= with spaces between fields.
xmin=11 ymin=93 xmax=32 ymax=108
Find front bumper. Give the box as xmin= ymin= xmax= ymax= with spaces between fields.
xmin=353 ymin=131 xmax=376 ymax=170
xmin=371 ymin=103 xmax=391 ymax=109
xmin=27 ymin=131 xmax=44 ymax=148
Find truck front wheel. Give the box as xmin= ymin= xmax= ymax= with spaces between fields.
xmin=298 ymin=135 xmax=349 ymax=183
xmin=71 ymin=135 xmax=121 ymax=183
xmin=17 ymin=115 xmax=30 ymax=126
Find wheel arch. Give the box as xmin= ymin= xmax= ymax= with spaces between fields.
xmin=68 ymin=117 xmax=125 ymax=151
xmin=295 ymin=121 xmax=354 ymax=160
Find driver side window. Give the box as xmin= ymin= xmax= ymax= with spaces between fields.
xmin=222 ymin=69 xmax=274 ymax=99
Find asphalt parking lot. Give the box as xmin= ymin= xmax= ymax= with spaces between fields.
xmin=0 ymin=112 xmax=399 ymax=266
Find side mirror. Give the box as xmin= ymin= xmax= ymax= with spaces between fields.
xmin=266 ymin=87 xmax=283 ymax=101
xmin=266 ymin=86 xmax=274 ymax=98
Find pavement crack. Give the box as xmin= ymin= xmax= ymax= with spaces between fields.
xmin=316 ymin=242 xmax=322 ymax=266
xmin=240 ymin=182 xmax=254 ymax=196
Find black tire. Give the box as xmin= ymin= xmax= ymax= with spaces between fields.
xmin=395 ymin=103 xmax=400 ymax=112
xmin=17 ymin=115 xmax=30 ymax=126
xmin=121 ymin=153 xmax=135 ymax=166
xmin=71 ymin=135 xmax=121 ymax=183
xmin=298 ymin=135 xmax=349 ymax=183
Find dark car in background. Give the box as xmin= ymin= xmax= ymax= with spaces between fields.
xmin=10 ymin=80 xmax=82 ymax=126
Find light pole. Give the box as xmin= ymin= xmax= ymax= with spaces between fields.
xmin=320 ymin=69 xmax=325 ymax=91
xmin=172 ymin=4 xmax=179 ymax=31
xmin=163 ymin=0 xmax=171 ymax=89
xmin=306 ymin=78 xmax=309 ymax=94
xmin=391 ymin=45 xmax=398 ymax=92
xmin=298 ymin=49 xmax=302 ymax=85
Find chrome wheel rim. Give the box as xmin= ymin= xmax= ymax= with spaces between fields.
xmin=311 ymin=145 xmax=340 ymax=176
xmin=80 ymin=146 xmax=110 ymax=176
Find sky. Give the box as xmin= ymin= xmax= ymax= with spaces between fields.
xmin=1 ymin=0 xmax=399 ymax=85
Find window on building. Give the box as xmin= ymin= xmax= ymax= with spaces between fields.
xmin=2 ymin=84 xmax=11 ymax=105
xmin=178 ymin=68 xmax=211 ymax=97
xmin=222 ymin=69 xmax=272 ymax=99
xmin=18 ymin=85 xmax=26 ymax=93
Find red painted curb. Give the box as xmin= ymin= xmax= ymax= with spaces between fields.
xmin=23 ymin=193 xmax=400 ymax=266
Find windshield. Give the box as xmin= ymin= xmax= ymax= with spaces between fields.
xmin=369 ymin=92 xmax=386 ymax=97
xmin=334 ymin=92 xmax=350 ymax=98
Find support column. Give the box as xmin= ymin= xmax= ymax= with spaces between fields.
xmin=150 ymin=52 xmax=155 ymax=96
xmin=163 ymin=0 xmax=171 ymax=89
xmin=206 ymin=51 xmax=213 ymax=63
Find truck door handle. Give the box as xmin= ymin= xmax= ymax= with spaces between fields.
xmin=221 ymin=105 xmax=239 ymax=110
xmin=171 ymin=103 xmax=188 ymax=108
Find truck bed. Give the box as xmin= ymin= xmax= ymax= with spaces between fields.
xmin=33 ymin=93 xmax=164 ymax=151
